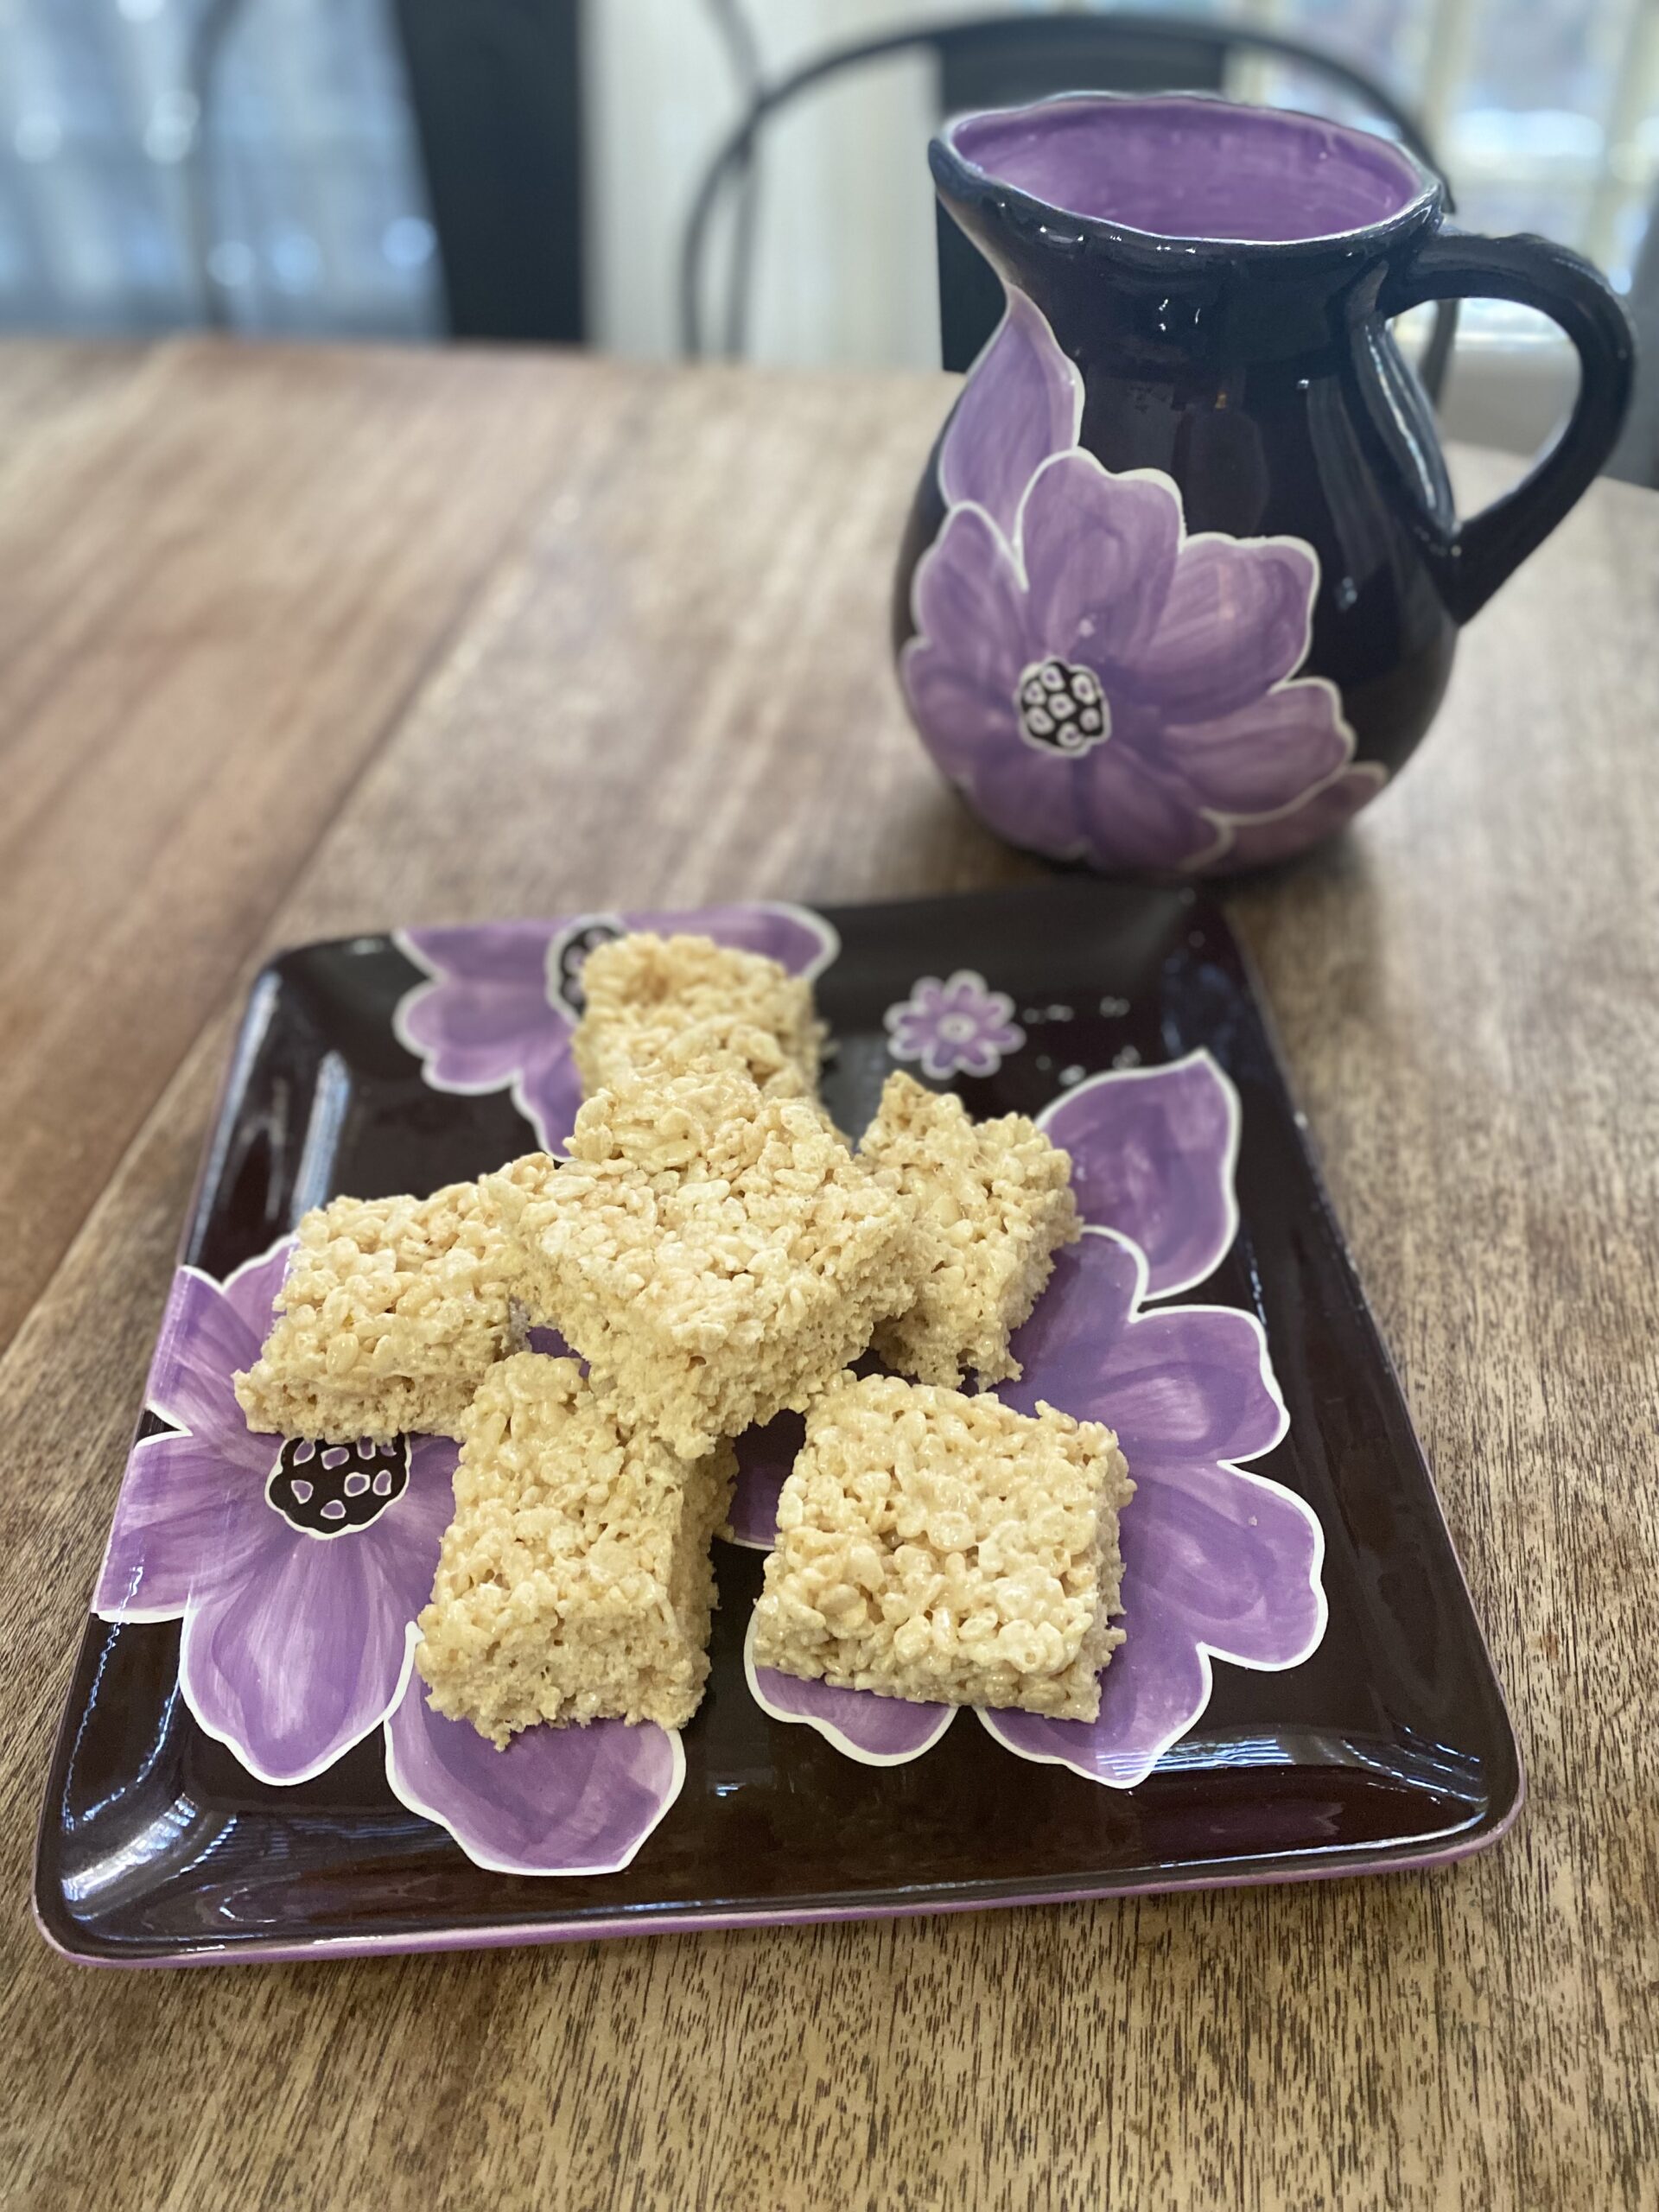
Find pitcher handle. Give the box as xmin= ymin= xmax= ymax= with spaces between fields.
xmin=1384 ymin=231 xmax=1634 ymax=623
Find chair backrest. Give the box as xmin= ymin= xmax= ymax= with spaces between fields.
xmin=681 ymin=9 xmax=1455 ymax=400
xmin=393 ymin=0 xmax=585 ymax=343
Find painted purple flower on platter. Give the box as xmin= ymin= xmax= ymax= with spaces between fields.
xmin=394 ymin=902 xmax=839 ymax=1153
xmin=1037 ymin=1049 xmax=1238 ymax=1300
xmin=93 ymin=1243 xmax=683 ymax=1873
xmin=900 ymin=289 xmax=1385 ymax=874
xmin=738 ymin=1052 xmax=1325 ymax=1786
xmin=980 ymin=1230 xmax=1323 ymax=1784
xmin=385 ymin=1634 xmax=684 ymax=1877
xmin=885 ymin=969 xmax=1024 ymax=1080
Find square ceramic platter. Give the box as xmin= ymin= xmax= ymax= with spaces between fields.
xmin=37 ymin=882 xmax=1520 ymax=1967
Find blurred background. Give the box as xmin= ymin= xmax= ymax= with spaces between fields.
xmin=2 ymin=0 xmax=1654 ymax=477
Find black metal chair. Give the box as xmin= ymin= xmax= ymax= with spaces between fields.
xmin=680 ymin=10 xmax=1457 ymax=401
xmin=392 ymin=0 xmax=584 ymax=343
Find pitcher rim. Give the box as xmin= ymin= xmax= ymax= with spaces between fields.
xmin=933 ymin=91 xmax=1441 ymax=260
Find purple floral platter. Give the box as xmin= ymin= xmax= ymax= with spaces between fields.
xmin=37 ymin=884 xmax=1520 ymax=1967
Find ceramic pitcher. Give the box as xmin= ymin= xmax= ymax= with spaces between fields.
xmin=893 ymin=94 xmax=1634 ymax=874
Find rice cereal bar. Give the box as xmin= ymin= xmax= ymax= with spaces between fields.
xmin=860 ymin=1072 xmax=1080 ymax=1387
xmin=416 ymin=1353 xmax=735 ymax=1744
xmin=489 ymin=1065 xmax=918 ymax=1459
xmin=572 ymin=931 xmax=824 ymax=1100
xmin=233 ymin=1158 xmax=556 ymax=1442
xmin=751 ymin=1373 xmax=1133 ymax=1719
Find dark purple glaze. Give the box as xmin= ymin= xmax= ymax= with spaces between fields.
xmin=894 ymin=95 xmax=1632 ymax=875
xmin=949 ymin=96 xmax=1423 ymax=243
xmin=35 ymin=886 xmax=1521 ymax=1964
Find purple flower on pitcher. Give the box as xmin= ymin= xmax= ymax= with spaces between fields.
xmin=93 ymin=1243 xmax=684 ymax=1874
xmin=735 ymin=1052 xmax=1325 ymax=1785
xmin=394 ymin=902 xmax=839 ymax=1152
xmin=900 ymin=291 xmax=1382 ymax=873
xmin=884 ymin=969 xmax=1025 ymax=1080
xmin=1223 ymin=761 xmax=1389 ymax=869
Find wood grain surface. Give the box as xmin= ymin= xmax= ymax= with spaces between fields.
xmin=1 ymin=340 xmax=1655 ymax=2212
xmin=0 ymin=339 xmax=643 ymax=1346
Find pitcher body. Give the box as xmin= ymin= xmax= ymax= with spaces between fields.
xmin=894 ymin=96 xmax=1633 ymax=873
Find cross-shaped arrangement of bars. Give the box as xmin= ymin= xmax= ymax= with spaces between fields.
xmin=232 ymin=933 xmax=1132 ymax=1750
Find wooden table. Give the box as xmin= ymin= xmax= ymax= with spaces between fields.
xmin=1 ymin=338 xmax=1655 ymax=2211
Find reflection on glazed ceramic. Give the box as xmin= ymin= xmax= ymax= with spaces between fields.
xmin=392 ymin=903 xmax=839 ymax=1152
xmin=900 ymin=290 xmax=1384 ymax=873
xmin=92 ymin=1241 xmax=685 ymax=1873
xmin=741 ymin=1052 xmax=1326 ymax=1786
xmin=884 ymin=969 xmax=1025 ymax=1080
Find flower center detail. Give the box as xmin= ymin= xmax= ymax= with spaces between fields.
xmin=545 ymin=918 xmax=625 ymax=1017
xmin=1016 ymin=658 xmax=1109 ymax=755
xmin=266 ymin=1436 xmax=409 ymax=1539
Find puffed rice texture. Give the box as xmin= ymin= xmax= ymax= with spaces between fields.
xmin=860 ymin=1072 xmax=1079 ymax=1387
xmin=416 ymin=1352 xmax=734 ymax=1744
xmin=491 ymin=1064 xmax=918 ymax=1459
xmin=751 ymin=1372 xmax=1132 ymax=1719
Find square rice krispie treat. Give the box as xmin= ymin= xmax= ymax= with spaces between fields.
xmin=233 ymin=1156 xmax=557 ymax=1442
xmin=860 ymin=1072 xmax=1080 ymax=1387
xmin=416 ymin=1353 xmax=735 ymax=1743
xmin=489 ymin=1065 xmax=918 ymax=1459
xmin=572 ymin=931 xmax=824 ymax=1101
xmin=751 ymin=1373 xmax=1132 ymax=1719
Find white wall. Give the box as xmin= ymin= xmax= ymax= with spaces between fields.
xmin=582 ymin=0 xmax=963 ymax=367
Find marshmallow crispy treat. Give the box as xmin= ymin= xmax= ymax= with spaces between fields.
xmin=232 ymin=1159 xmax=555 ymax=1443
xmin=860 ymin=1072 xmax=1080 ymax=1387
xmin=488 ymin=1065 xmax=917 ymax=1459
xmin=416 ymin=1354 xmax=735 ymax=1744
xmin=572 ymin=932 xmax=823 ymax=1101
xmin=751 ymin=1373 xmax=1132 ymax=1720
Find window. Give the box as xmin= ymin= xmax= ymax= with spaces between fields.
xmin=1 ymin=0 xmax=1653 ymax=364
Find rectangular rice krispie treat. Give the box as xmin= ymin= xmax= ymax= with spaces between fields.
xmin=859 ymin=1072 xmax=1080 ymax=1388
xmin=751 ymin=1373 xmax=1133 ymax=1719
xmin=488 ymin=1065 xmax=918 ymax=1459
xmin=416 ymin=1353 xmax=735 ymax=1744
xmin=233 ymin=1156 xmax=557 ymax=1442
xmin=572 ymin=931 xmax=824 ymax=1101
